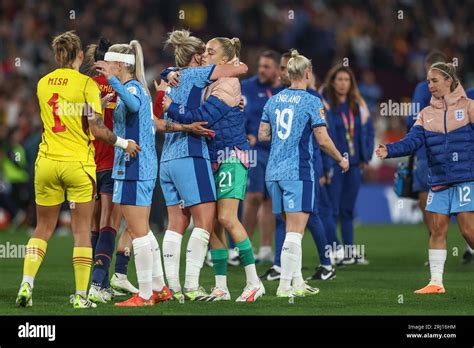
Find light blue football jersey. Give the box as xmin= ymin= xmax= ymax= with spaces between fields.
xmin=160 ymin=65 xmax=215 ymax=162
xmin=111 ymin=78 xmax=157 ymax=181
xmin=262 ymin=88 xmax=326 ymax=181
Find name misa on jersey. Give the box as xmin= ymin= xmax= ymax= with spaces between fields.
xmin=47 ymin=77 xmax=68 ymax=86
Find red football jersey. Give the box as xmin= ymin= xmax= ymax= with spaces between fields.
xmin=92 ymin=75 xmax=116 ymax=171
xmin=153 ymin=90 xmax=165 ymax=118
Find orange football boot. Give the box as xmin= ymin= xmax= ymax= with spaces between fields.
xmin=414 ymin=284 xmax=445 ymax=294
xmin=115 ymin=293 xmax=155 ymax=306
xmin=152 ymin=285 xmax=172 ymax=303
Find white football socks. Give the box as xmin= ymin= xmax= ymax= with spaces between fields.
xmin=162 ymin=230 xmax=183 ymax=292
xmin=215 ymin=275 xmax=227 ymax=289
xmin=279 ymin=232 xmax=302 ymax=292
xmin=429 ymin=249 xmax=447 ymax=286
xmin=244 ymin=263 xmax=260 ymax=287
xmin=132 ymin=235 xmax=153 ymax=300
xmin=184 ymin=227 xmax=210 ymax=290
xmin=147 ymin=230 xmax=166 ymax=292
xmin=291 ymin=233 xmax=305 ymax=287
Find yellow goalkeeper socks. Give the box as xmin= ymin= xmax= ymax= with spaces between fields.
xmin=22 ymin=238 xmax=48 ymax=287
xmin=73 ymin=247 xmax=93 ymax=296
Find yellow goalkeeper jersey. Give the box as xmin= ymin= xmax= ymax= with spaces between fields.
xmin=36 ymin=68 xmax=102 ymax=162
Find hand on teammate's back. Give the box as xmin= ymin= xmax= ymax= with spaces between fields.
xmin=239 ymin=97 xmax=244 ymax=112
xmin=187 ymin=122 xmax=215 ymax=139
xmin=167 ymin=71 xmax=180 ymax=87
xmin=125 ymin=140 xmax=141 ymax=158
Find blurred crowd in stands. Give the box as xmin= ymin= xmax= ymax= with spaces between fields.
xmin=1 ymin=0 xmax=473 ymax=229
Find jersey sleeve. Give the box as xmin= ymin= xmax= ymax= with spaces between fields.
xmin=167 ymin=95 xmax=231 ymax=126
xmin=260 ymin=100 xmax=271 ymax=123
xmin=192 ymin=65 xmax=216 ymax=88
xmin=310 ymin=97 xmax=327 ymax=128
xmin=84 ymin=78 xmax=102 ymax=115
xmin=386 ymin=125 xmax=425 ymax=158
xmin=108 ymin=76 xmax=141 ymax=113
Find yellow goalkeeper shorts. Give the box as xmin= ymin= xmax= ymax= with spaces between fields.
xmin=34 ymin=156 xmax=96 ymax=206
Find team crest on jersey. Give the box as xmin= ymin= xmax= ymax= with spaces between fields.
xmin=127 ymin=86 xmax=138 ymax=95
xmin=454 ymin=109 xmax=465 ymax=121
xmin=319 ymin=108 xmax=325 ymax=120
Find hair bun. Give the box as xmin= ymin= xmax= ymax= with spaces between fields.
xmin=291 ymin=49 xmax=299 ymax=58
xmin=167 ymin=30 xmax=191 ymax=48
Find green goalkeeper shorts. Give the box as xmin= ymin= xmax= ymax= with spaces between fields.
xmin=214 ymin=158 xmax=248 ymax=201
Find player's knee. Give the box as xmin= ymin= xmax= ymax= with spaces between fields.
xmin=430 ymin=218 xmax=448 ymax=233
xmin=194 ymin=220 xmax=213 ymax=233
xmin=168 ymin=215 xmax=189 ymax=233
xmin=430 ymin=221 xmax=448 ymax=241
xmin=35 ymin=219 xmax=58 ymax=237
xmin=217 ymin=212 xmax=236 ymax=231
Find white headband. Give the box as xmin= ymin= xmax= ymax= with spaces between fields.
xmin=104 ymin=52 xmax=135 ymax=65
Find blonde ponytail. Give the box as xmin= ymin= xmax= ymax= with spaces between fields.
xmin=130 ymin=40 xmax=149 ymax=95
xmin=108 ymin=40 xmax=150 ymax=95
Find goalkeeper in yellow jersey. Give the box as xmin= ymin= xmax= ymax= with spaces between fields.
xmin=15 ymin=31 xmax=140 ymax=309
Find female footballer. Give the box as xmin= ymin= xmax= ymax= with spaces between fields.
xmin=16 ymin=31 xmax=139 ymax=309
xmin=163 ymin=37 xmax=264 ymax=302
xmin=95 ymin=40 xmax=169 ymax=306
xmin=84 ymin=38 xmax=138 ymax=304
xmin=258 ymin=50 xmax=348 ymax=298
xmin=158 ymin=29 xmax=248 ymax=301
xmin=376 ymin=62 xmax=474 ymax=294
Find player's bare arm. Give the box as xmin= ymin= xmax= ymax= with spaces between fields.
xmin=154 ymin=118 xmax=213 ymax=138
xmin=258 ymin=122 xmax=271 ymax=142
xmin=88 ymin=111 xmax=141 ymax=157
xmin=313 ymin=126 xmax=349 ymax=172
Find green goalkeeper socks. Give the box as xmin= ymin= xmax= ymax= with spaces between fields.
xmin=211 ymin=248 xmax=228 ymax=276
xmin=235 ymin=238 xmax=255 ymax=267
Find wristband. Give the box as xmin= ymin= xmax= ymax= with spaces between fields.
xmin=114 ymin=136 xmax=128 ymax=150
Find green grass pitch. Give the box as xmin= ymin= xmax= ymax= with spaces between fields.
xmin=0 ymin=224 xmax=473 ymax=315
